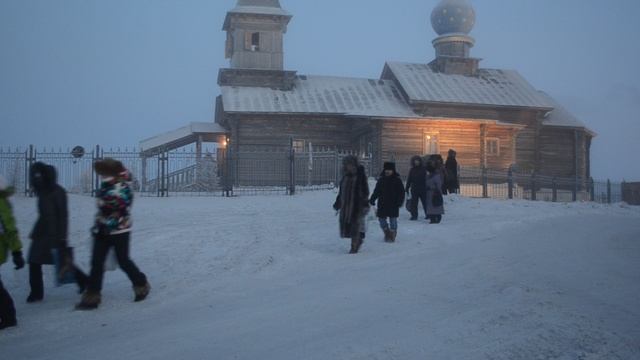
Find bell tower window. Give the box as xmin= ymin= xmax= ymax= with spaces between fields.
xmin=245 ymin=32 xmax=260 ymax=52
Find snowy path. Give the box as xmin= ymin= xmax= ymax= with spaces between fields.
xmin=1 ymin=192 xmax=639 ymax=359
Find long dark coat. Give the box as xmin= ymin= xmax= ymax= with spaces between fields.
xmin=405 ymin=156 xmax=427 ymax=195
xmin=29 ymin=165 xmax=68 ymax=265
xmin=445 ymin=157 xmax=459 ymax=192
xmin=426 ymin=171 xmax=445 ymax=216
xmin=334 ymin=165 xmax=370 ymax=239
xmin=370 ymin=173 xmax=405 ymax=218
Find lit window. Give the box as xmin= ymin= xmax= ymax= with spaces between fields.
xmin=293 ymin=140 xmax=305 ymax=153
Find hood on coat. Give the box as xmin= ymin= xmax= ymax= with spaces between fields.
xmin=410 ymin=155 xmax=424 ymax=168
xmin=30 ymin=162 xmax=56 ymax=195
xmin=342 ymin=155 xmax=359 ymax=175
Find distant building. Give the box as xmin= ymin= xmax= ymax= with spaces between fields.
xmin=188 ymin=0 xmax=595 ymax=179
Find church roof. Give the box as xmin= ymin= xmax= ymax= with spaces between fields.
xmin=384 ymin=62 xmax=554 ymax=110
xmin=220 ymin=75 xmax=417 ymax=118
xmin=539 ymin=92 xmax=593 ymax=133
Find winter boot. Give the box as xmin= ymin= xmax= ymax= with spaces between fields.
xmin=383 ymin=228 xmax=393 ymax=242
xmin=349 ymin=238 xmax=358 ymax=254
xmin=133 ymin=282 xmax=151 ymax=302
xmin=75 ymin=291 xmax=101 ymax=311
xmin=390 ymin=230 xmax=397 ymax=243
xmin=0 ymin=317 xmax=17 ymax=330
xmin=26 ymin=293 xmax=43 ymax=303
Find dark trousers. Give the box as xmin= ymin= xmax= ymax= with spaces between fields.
xmin=29 ymin=262 xmax=87 ymax=297
xmin=0 ymin=276 xmax=17 ymax=324
xmin=29 ymin=263 xmax=44 ymax=298
xmin=409 ymin=191 xmax=428 ymax=219
xmin=88 ymin=232 xmax=147 ymax=293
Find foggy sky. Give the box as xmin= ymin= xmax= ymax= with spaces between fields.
xmin=1 ymin=0 xmax=639 ymax=180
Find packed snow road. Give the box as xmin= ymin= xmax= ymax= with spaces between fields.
xmin=1 ymin=191 xmax=639 ymax=359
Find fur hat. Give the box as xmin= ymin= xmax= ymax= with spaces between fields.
xmin=342 ymin=155 xmax=359 ymax=167
xmin=383 ymin=162 xmax=396 ymax=172
xmin=95 ymin=158 xmax=126 ymax=177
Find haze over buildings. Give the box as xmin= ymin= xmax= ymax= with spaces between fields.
xmin=1 ymin=0 xmax=639 ymax=179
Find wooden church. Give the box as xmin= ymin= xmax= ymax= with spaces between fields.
xmin=214 ymin=0 xmax=594 ymax=179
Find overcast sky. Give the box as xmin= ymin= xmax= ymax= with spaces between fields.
xmin=1 ymin=0 xmax=639 ymax=180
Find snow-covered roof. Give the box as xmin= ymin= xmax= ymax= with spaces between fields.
xmin=384 ymin=62 xmax=554 ymax=110
xmin=227 ymin=5 xmax=290 ymax=17
xmin=220 ymin=75 xmax=418 ymax=118
xmin=539 ymin=92 xmax=594 ymax=134
xmin=140 ymin=122 xmax=227 ymax=155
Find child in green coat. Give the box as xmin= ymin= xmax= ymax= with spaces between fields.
xmin=0 ymin=176 xmax=26 ymax=330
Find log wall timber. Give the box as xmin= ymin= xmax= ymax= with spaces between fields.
xmin=229 ymin=115 xmax=359 ymax=151
xmin=378 ymin=119 xmax=519 ymax=177
xmin=538 ymin=127 xmax=592 ymax=179
xmin=412 ymin=104 xmax=540 ymax=173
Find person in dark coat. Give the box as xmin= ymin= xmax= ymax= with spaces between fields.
xmin=76 ymin=159 xmax=150 ymax=310
xmin=27 ymin=163 xmax=87 ymax=303
xmin=370 ymin=162 xmax=405 ymax=242
xmin=0 ymin=176 xmax=25 ymax=330
xmin=426 ymin=159 xmax=445 ymax=224
xmin=333 ymin=155 xmax=370 ymax=254
xmin=445 ymin=149 xmax=460 ymax=194
xmin=405 ymin=156 xmax=428 ymax=221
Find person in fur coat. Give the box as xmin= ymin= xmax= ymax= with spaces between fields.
xmin=333 ymin=155 xmax=370 ymax=254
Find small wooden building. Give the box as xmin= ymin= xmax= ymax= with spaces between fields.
xmin=215 ymin=0 xmax=594 ymax=180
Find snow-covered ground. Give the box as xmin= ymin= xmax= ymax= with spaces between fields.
xmin=1 ymin=191 xmax=639 ymax=359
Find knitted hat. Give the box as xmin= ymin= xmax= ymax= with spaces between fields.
xmin=383 ymin=162 xmax=396 ymax=172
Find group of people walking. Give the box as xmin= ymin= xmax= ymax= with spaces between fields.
xmin=0 ymin=159 xmax=150 ymax=330
xmin=334 ymin=150 xmax=459 ymax=254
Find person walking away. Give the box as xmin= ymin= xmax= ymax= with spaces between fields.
xmin=0 ymin=177 xmax=26 ymax=330
xmin=426 ymin=159 xmax=445 ymax=224
xmin=27 ymin=163 xmax=87 ymax=303
xmin=76 ymin=159 xmax=150 ymax=310
xmin=405 ymin=156 xmax=428 ymax=221
xmin=445 ymin=149 xmax=460 ymax=194
xmin=333 ymin=156 xmax=370 ymax=254
xmin=370 ymin=162 xmax=405 ymax=242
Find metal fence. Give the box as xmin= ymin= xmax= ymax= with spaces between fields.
xmin=457 ymin=167 xmax=623 ymax=203
xmin=0 ymin=145 xmax=627 ymax=204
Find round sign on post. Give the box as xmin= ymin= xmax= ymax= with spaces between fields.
xmin=71 ymin=146 xmax=85 ymax=159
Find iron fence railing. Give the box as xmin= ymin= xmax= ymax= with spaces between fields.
xmin=0 ymin=144 xmax=628 ymax=204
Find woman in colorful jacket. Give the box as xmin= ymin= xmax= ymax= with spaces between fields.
xmin=0 ymin=176 xmax=25 ymax=330
xmin=76 ymin=159 xmax=150 ymax=310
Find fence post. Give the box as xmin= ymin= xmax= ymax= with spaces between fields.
xmin=607 ymin=179 xmax=612 ymax=204
xmin=92 ymin=145 xmax=102 ymax=197
xmin=507 ymin=166 xmax=514 ymax=200
xmin=334 ymin=151 xmax=340 ymax=188
xmin=289 ymin=138 xmax=296 ymax=195
xmin=25 ymin=144 xmax=36 ymax=197
xmin=531 ymin=172 xmax=537 ymax=201
xmin=482 ymin=166 xmax=488 ymax=198
xmin=572 ymin=177 xmax=578 ymax=202
xmin=552 ymin=177 xmax=558 ymax=203
xmin=589 ymin=177 xmax=595 ymax=202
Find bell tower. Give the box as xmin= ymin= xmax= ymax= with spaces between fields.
xmin=222 ymin=0 xmax=292 ymax=71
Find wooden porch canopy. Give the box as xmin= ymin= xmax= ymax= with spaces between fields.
xmin=139 ymin=122 xmax=228 ymax=157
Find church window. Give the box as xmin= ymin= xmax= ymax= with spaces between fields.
xmin=486 ymin=138 xmax=500 ymax=157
